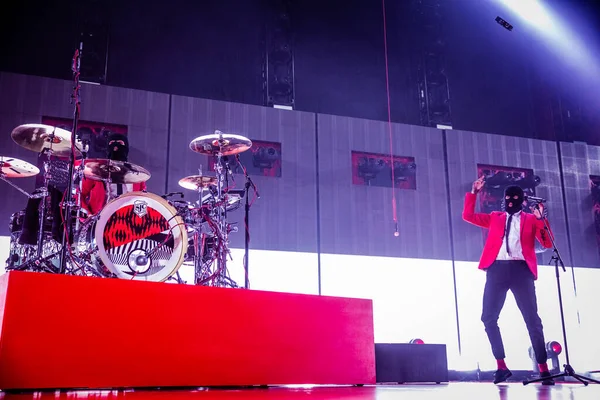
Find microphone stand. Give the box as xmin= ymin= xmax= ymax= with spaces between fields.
xmin=236 ymin=155 xmax=259 ymax=289
xmin=59 ymin=43 xmax=83 ymax=274
xmin=523 ymin=204 xmax=600 ymax=386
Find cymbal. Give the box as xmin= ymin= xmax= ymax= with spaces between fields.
xmin=189 ymin=131 xmax=252 ymax=156
xmin=11 ymin=124 xmax=82 ymax=157
xmin=83 ymin=158 xmax=151 ymax=184
xmin=0 ymin=156 xmax=40 ymax=178
xmin=179 ymin=174 xmax=217 ymax=191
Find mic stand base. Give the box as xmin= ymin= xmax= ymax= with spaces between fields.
xmin=523 ymin=364 xmax=600 ymax=386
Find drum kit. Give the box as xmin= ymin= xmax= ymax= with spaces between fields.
xmin=3 ymin=124 xmax=255 ymax=288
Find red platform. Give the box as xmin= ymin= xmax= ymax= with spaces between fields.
xmin=0 ymin=271 xmax=375 ymax=390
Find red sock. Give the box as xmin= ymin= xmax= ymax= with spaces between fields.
xmin=538 ymin=363 xmax=549 ymax=373
xmin=497 ymin=359 xmax=508 ymax=370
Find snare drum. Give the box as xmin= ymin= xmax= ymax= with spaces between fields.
xmin=75 ymin=191 xmax=188 ymax=282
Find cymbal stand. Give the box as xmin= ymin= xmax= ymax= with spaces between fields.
xmin=36 ymin=148 xmax=52 ymax=258
xmin=213 ymin=148 xmax=229 ymax=285
xmin=59 ymin=43 xmax=83 ymax=274
xmin=202 ymin=131 xmax=236 ymax=288
xmin=73 ymin=140 xmax=89 ymax=233
xmin=0 ymin=173 xmax=34 ymax=198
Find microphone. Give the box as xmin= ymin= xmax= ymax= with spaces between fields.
xmin=248 ymin=177 xmax=260 ymax=198
xmin=222 ymin=156 xmax=233 ymax=175
xmin=525 ymin=195 xmax=547 ymax=203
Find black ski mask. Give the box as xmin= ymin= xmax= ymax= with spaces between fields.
xmin=106 ymin=133 xmax=129 ymax=161
xmin=503 ymin=185 xmax=524 ymax=215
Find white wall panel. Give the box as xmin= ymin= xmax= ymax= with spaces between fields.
xmin=320 ymin=254 xmax=461 ymax=368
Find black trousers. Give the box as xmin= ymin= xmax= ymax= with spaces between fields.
xmin=481 ymin=260 xmax=548 ymax=365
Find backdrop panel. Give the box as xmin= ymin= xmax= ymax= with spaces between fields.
xmin=320 ymin=254 xmax=460 ymax=369
xmin=168 ymin=96 xmax=318 ymax=253
xmin=447 ymin=130 xmax=570 ymax=265
xmin=567 ymin=267 xmax=600 ymax=372
xmin=317 ymin=114 xmax=450 ymax=259
xmin=0 ymin=72 xmax=171 ymax=234
xmin=560 ymin=142 xmax=600 ymax=268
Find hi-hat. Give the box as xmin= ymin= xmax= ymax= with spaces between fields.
xmin=0 ymin=156 xmax=40 ymax=178
xmin=83 ymin=158 xmax=151 ymax=184
xmin=179 ymin=174 xmax=218 ymax=191
xmin=189 ymin=131 xmax=252 ymax=156
xmin=11 ymin=124 xmax=82 ymax=157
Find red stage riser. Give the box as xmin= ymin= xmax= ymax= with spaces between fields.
xmin=0 ymin=271 xmax=375 ymax=390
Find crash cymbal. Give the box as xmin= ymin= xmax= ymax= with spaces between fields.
xmin=189 ymin=131 xmax=252 ymax=156
xmin=11 ymin=124 xmax=82 ymax=157
xmin=0 ymin=156 xmax=40 ymax=178
xmin=83 ymin=158 xmax=151 ymax=184
xmin=179 ymin=174 xmax=218 ymax=191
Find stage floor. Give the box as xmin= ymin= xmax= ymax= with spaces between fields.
xmin=1 ymin=383 xmax=599 ymax=400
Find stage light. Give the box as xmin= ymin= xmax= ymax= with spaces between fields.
xmin=357 ymin=157 xmax=385 ymax=182
xmin=547 ymin=341 xmax=562 ymax=356
xmin=495 ymin=16 xmax=513 ymax=31
xmin=409 ymin=338 xmax=425 ymax=345
xmin=529 ymin=341 xmax=562 ymax=372
xmin=392 ymin=161 xmax=416 ymax=183
xmin=483 ymin=172 xmax=512 ymax=188
xmin=252 ymin=147 xmax=280 ymax=169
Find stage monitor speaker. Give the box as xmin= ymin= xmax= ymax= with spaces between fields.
xmin=375 ymin=343 xmax=448 ymax=384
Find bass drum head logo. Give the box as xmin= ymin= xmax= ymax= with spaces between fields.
xmin=133 ymin=200 xmax=148 ymax=217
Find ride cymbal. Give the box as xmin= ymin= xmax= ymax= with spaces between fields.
xmin=11 ymin=124 xmax=81 ymax=157
xmin=189 ymin=131 xmax=252 ymax=156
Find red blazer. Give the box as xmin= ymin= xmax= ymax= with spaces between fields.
xmin=80 ymin=178 xmax=146 ymax=215
xmin=462 ymin=192 xmax=553 ymax=279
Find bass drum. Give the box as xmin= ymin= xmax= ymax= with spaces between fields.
xmin=80 ymin=191 xmax=188 ymax=282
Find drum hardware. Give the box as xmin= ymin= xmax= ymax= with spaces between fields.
xmin=36 ymin=149 xmax=54 ymax=258
xmin=57 ymin=43 xmax=84 ymax=274
xmin=187 ymin=131 xmax=254 ymax=287
xmin=9 ymin=248 xmax=61 ymax=274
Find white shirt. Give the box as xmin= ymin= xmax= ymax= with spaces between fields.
xmin=496 ymin=211 xmax=525 ymax=260
xmin=108 ymin=183 xmax=134 ymax=198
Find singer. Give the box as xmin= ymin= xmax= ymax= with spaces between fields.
xmin=463 ymin=176 xmax=555 ymax=385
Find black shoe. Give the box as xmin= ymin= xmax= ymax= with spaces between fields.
xmin=494 ymin=368 xmax=513 ymax=384
xmin=540 ymin=371 xmax=555 ymax=386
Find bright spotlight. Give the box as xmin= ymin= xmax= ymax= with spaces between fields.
xmin=495 ymin=0 xmax=600 ymax=80
xmin=409 ymin=338 xmax=425 ymax=345
xmin=498 ymin=0 xmax=553 ymax=30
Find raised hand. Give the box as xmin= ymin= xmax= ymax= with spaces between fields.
xmin=532 ymin=202 xmax=545 ymax=219
xmin=472 ymin=176 xmax=485 ymax=194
